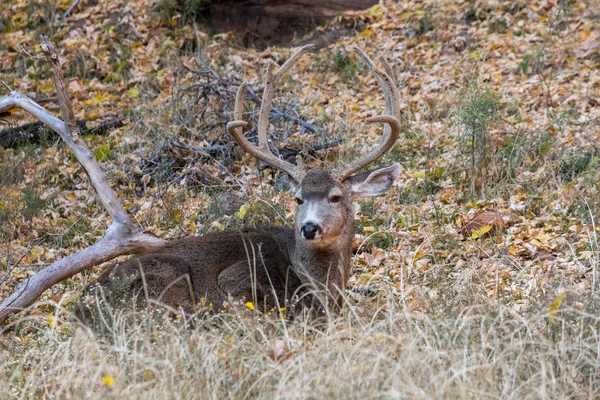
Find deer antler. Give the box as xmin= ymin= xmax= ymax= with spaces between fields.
xmin=227 ymin=45 xmax=313 ymax=184
xmin=335 ymin=47 xmax=401 ymax=182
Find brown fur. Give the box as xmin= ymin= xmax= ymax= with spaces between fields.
xmin=75 ymin=167 xmax=399 ymax=324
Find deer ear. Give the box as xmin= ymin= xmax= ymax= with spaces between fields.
xmin=348 ymin=164 xmax=401 ymax=199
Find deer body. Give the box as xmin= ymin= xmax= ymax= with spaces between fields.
xmin=76 ymin=46 xmax=402 ymax=322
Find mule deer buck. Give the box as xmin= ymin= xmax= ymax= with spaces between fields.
xmin=75 ymin=45 xmax=402 ymax=323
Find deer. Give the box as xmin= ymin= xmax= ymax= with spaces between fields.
xmin=74 ymin=45 xmax=403 ymax=324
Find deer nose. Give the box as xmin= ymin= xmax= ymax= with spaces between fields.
xmin=301 ymin=223 xmax=321 ymax=240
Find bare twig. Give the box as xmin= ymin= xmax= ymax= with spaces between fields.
xmin=573 ymin=116 xmax=599 ymax=126
xmin=139 ymin=56 xmax=326 ymax=191
xmin=63 ymin=0 xmax=81 ymax=18
xmin=19 ymin=45 xmax=42 ymax=59
xmin=0 ymin=240 xmax=41 ymax=286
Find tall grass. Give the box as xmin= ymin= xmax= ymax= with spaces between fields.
xmin=2 ymin=284 xmax=599 ymax=398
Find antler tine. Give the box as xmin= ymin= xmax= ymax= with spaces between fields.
xmin=378 ymin=54 xmax=401 ymax=117
xmin=335 ymin=47 xmax=402 ymax=182
xmin=226 ymin=45 xmax=313 ymax=184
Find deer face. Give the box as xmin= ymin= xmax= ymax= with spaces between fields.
xmin=293 ymin=165 xmax=401 ymax=248
xmin=293 ymin=169 xmax=352 ymax=247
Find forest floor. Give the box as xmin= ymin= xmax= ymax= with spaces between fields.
xmin=1 ymin=0 xmax=600 ymax=398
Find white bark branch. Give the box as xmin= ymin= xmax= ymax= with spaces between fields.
xmin=0 ymin=36 xmax=167 ymax=326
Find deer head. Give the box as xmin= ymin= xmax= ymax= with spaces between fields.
xmin=226 ymin=45 xmax=402 ymax=251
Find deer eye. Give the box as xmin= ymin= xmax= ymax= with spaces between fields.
xmin=295 ymin=197 xmax=304 ymax=205
xmin=329 ymin=195 xmax=342 ymax=203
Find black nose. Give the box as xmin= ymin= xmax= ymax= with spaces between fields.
xmin=301 ymin=223 xmax=320 ymax=240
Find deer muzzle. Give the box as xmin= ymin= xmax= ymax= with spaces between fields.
xmin=301 ymin=223 xmax=321 ymax=240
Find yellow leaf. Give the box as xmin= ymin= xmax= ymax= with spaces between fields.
xmin=455 ymin=215 xmax=462 ymax=228
xmin=535 ymin=233 xmax=553 ymax=243
xmin=363 ymin=226 xmax=375 ymax=232
xmin=351 ymin=103 xmax=360 ymax=111
xmin=104 ymin=72 xmax=121 ymax=83
xmin=412 ymin=171 xmax=426 ymax=179
xmin=508 ymin=245 xmax=520 ymax=256
xmin=580 ymin=30 xmax=594 ymax=41
xmin=548 ymin=292 xmax=565 ymax=325
xmin=578 ymin=251 xmax=594 ymax=260
xmin=102 ymin=376 xmax=115 ymax=387
xmin=245 ymin=301 xmax=255 ymax=311
xmin=127 ymin=88 xmax=139 ymax=98
xmin=563 ymin=181 xmax=575 ymax=190
xmin=170 ymin=209 xmax=182 ymax=223
xmin=469 ymin=50 xmax=484 ymax=61
xmin=87 ymin=93 xmax=107 ymax=105
xmin=368 ymin=4 xmax=383 ymax=17
xmin=237 ymin=204 xmax=248 ymax=219
xmin=412 ymin=249 xmax=425 ymax=263
xmin=359 ymin=29 xmax=373 ymax=37
xmin=47 ymin=314 xmax=56 ymax=328
xmin=141 ymin=370 xmax=154 ymax=381
xmin=471 ymin=224 xmax=492 ymax=239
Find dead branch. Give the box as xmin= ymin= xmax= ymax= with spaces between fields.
xmin=0 ymin=117 xmax=124 ymax=148
xmin=0 ymin=36 xmax=166 ymax=327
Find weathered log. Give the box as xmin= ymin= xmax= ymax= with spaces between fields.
xmin=0 ymin=118 xmax=124 ymax=148
xmin=0 ymin=36 xmax=166 ymax=327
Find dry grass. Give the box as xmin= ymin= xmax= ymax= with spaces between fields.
xmin=2 ymin=275 xmax=599 ymax=399
xmin=2 ymin=1 xmax=600 ymax=398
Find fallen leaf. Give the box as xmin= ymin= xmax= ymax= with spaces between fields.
xmin=269 ymin=340 xmax=293 ymax=363
xmin=548 ymin=292 xmax=565 ymax=325
xmin=471 ymin=224 xmax=492 ymax=239
xmin=576 ymin=36 xmax=600 ymax=59
xmin=412 ymin=249 xmax=425 ymax=263
xmin=364 ymin=246 xmax=386 ymax=267
xmin=461 ymin=212 xmax=506 ymax=239
xmin=127 ymin=88 xmax=140 ymax=98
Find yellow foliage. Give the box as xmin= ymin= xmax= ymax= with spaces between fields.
xmin=102 ymin=376 xmax=115 ymax=387
xmin=471 ymin=224 xmax=492 ymax=239
xmin=548 ymin=292 xmax=565 ymax=325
